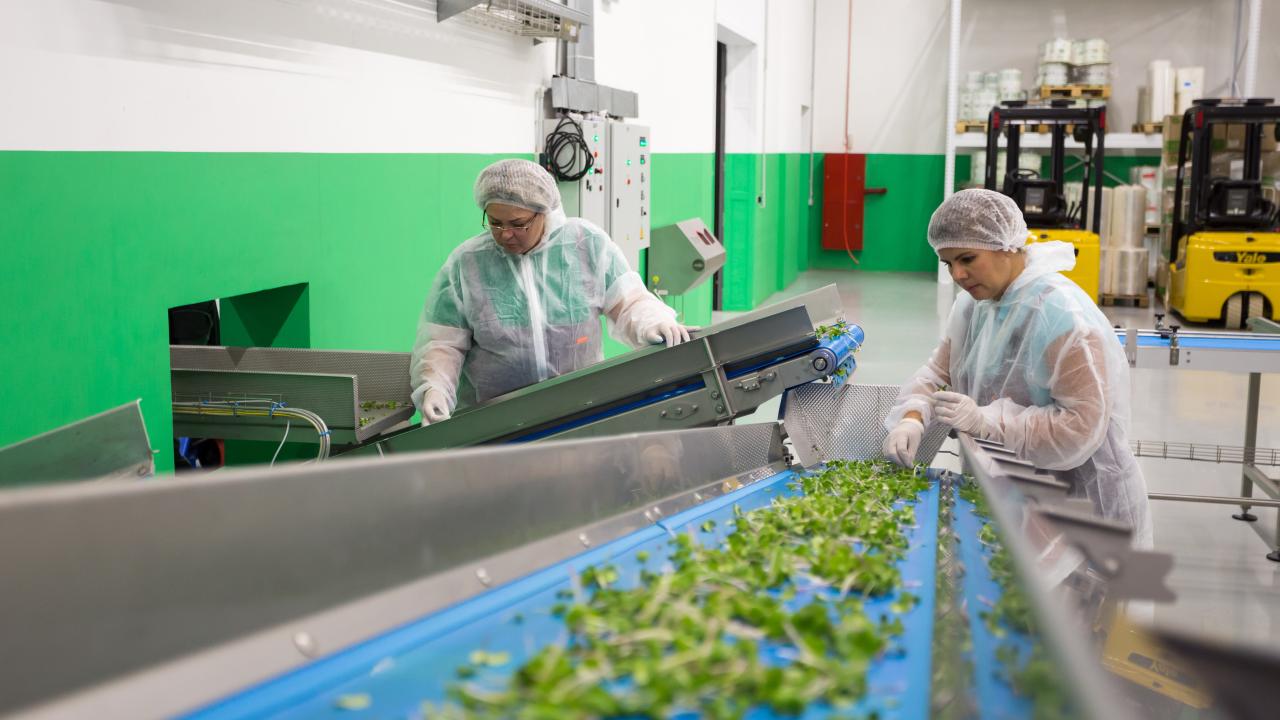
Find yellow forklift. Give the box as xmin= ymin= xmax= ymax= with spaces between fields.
xmin=985 ymin=100 xmax=1105 ymax=302
xmin=1168 ymin=98 xmax=1280 ymax=328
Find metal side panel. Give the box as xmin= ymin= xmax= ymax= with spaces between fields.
xmin=0 ymin=401 xmax=155 ymax=487
xmin=350 ymin=304 xmax=819 ymax=455
xmin=0 ymin=425 xmax=784 ymax=719
xmin=170 ymin=369 xmax=358 ymax=443
xmin=169 ymin=346 xmax=413 ymax=404
xmin=782 ymin=383 xmax=949 ymax=467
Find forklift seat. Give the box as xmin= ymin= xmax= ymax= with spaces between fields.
xmin=1204 ymin=178 xmax=1279 ymax=229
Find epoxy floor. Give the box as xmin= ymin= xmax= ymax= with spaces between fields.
xmin=719 ymin=269 xmax=1280 ymax=651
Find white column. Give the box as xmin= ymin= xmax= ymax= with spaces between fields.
xmin=939 ymin=0 xmax=962 ymax=285
xmin=1243 ymin=0 xmax=1261 ymax=98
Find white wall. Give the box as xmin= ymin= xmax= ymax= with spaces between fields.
xmin=0 ymin=0 xmax=555 ymax=152
xmin=813 ymin=0 xmax=1280 ymax=155
xmin=0 ymin=0 xmax=719 ymax=154
xmin=594 ymin=0 xmax=716 ymax=152
xmin=813 ymin=0 xmax=950 ymax=155
xmin=716 ymin=0 xmax=818 ymax=155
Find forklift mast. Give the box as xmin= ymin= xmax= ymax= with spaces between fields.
xmin=984 ymin=101 xmax=1106 ymax=233
xmin=1171 ymin=98 xmax=1280 ymax=264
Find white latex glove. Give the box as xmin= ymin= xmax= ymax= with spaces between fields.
xmin=933 ymin=390 xmax=993 ymax=438
xmin=646 ymin=319 xmax=692 ymax=347
xmin=419 ymin=387 xmax=452 ymax=426
xmin=882 ymin=417 xmax=925 ymax=467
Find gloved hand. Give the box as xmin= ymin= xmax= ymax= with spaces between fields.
xmin=645 ymin=319 xmax=691 ymax=347
xmin=419 ymin=387 xmax=452 ymax=426
xmin=882 ymin=417 xmax=925 ymax=466
xmin=933 ymin=391 xmax=993 ymax=437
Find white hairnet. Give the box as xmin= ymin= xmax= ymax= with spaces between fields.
xmin=885 ymin=244 xmax=1152 ymax=547
xmin=474 ymin=159 xmax=562 ymax=214
xmin=927 ymin=188 xmax=1029 ymax=253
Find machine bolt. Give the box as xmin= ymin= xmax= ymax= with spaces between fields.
xmin=660 ymin=410 xmax=667 ymax=417
xmin=293 ymin=631 xmax=319 ymax=658
xmin=716 ymin=404 xmax=725 ymax=413
xmin=578 ymin=533 xmax=591 ymax=547
xmin=812 ymin=357 xmax=829 ymax=372
xmin=674 ymin=407 xmax=683 ymax=416
xmin=711 ymin=390 xmax=720 ymax=399
xmin=475 ymin=568 xmax=492 ymax=586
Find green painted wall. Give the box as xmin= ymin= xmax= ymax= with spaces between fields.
xmin=806 ymin=154 xmax=946 ymax=275
xmin=721 ymin=153 xmax=823 ymax=310
xmin=0 ymin=151 xmax=716 ymax=476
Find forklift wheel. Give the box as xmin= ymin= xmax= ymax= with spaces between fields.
xmin=1225 ymin=294 xmax=1244 ymax=330
xmin=1248 ymin=293 xmax=1266 ymax=325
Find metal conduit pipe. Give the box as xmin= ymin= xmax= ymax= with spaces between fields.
xmin=172 ymin=401 xmax=331 ymax=462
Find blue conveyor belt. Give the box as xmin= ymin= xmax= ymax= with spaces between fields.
xmin=1115 ymin=331 xmax=1280 ymax=352
xmin=954 ymin=493 xmax=1034 ymax=719
xmin=185 ymin=466 xmax=936 ymax=720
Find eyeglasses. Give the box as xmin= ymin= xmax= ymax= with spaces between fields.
xmin=483 ymin=213 xmax=539 ymax=234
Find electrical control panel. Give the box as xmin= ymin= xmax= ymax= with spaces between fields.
xmin=539 ymin=118 xmax=650 ymax=273
xmin=606 ymin=122 xmax=650 ymax=272
xmin=542 ymin=116 xmax=607 ymax=230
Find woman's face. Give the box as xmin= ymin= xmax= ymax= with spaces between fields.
xmin=938 ymin=246 xmax=1026 ymax=301
xmin=485 ymin=203 xmax=545 ymax=255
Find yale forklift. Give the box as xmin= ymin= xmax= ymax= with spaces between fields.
xmin=985 ymin=100 xmax=1106 ymax=302
xmin=1168 ymin=98 xmax=1280 ymax=328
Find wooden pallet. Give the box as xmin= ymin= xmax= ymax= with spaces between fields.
xmin=957 ymin=121 xmax=1077 ymax=135
xmin=1132 ymin=122 xmax=1163 ymax=134
xmin=1101 ymin=292 xmax=1150 ymax=308
xmin=1036 ymin=84 xmax=1111 ymax=99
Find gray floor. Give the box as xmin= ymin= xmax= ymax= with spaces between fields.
xmin=720 ymin=269 xmax=1280 ymax=651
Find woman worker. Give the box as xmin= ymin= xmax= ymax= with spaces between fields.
xmin=882 ymin=188 xmax=1152 ymax=545
xmin=411 ymin=159 xmax=691 ymax=425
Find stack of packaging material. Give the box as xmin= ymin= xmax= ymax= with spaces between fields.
xmin=1146 ymin=60 xmax=1176 ymax=124
xmin=1140 ymin=62 xmax=1203 ymax=124
xmin=1037 ymin=37 xmax=1109 ymax=90
xmin=961 ymin=69 xmax=1024 ymax=122
xmin=1175 ymin=67 xmax=1205 ymax=115
xmin=969 ymin=150 xmax=1041 ymax=187
xmin=1102 ymin=185 xmax=1150 ymax=297
xmin=1129 ymin=166 xmax=1160 ymax=227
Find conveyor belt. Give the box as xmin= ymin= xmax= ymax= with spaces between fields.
xmin=182 ymin=469 xmax=939 ymax=720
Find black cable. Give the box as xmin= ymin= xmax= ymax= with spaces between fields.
xmin=541 ymin=116 xmax=594 ymax=182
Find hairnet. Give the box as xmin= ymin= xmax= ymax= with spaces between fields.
xmin=927 ymin=188 xmax=1029 ymax=253
xmin=474 ymin=159 xmax=562 ymax=214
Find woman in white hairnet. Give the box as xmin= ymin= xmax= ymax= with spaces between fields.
xmin=411 ymin=159 xmax=690 ymax=424
xmin=883 ymin=188 xmax=1152 ymax=545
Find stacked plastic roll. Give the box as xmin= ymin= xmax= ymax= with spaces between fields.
xmin=1041 ymin=38 xmax=1072 ymax=63
xmin=1175 ymin=66 xmax=1205 ymax=115
xmin=1147 ymin=60 xmax=1175 ymax=123
xmin=1103 ymin=186 xmax=1150 ymax=296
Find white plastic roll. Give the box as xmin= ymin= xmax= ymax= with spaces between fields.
xmin=1137 ymin=87 xmax=1151 ymax=128
xmin=1071 ymin=40 xmax=1087 ymax=66
xmin=1109 ymin=247 xmax=1149 ymax=296
xmin=1102 ymin=248 xmax=1118 ymax=296
xmin=982 ymin=72 xmax=999 ymax=91
xmin=1072 ymin=64 xmax=1110 ymax=86
xmin=972 ymin=89 xmax=998 ymax=120
xmin=1175 ymin=66 xmax=1205 ymax=114
xmin=965 ymin=70 xmax=985 ymax=91
xmin=1038 ymin=62 xmax=1070 ymax=86
xmin=1094 ymin=185 xmax=1113 ymax=239
xmin=1147 ymin=60 xmax=1175 ymax=122
xmin=1083 ymin=38 xmax=1110 ymax=65
xmin=971 ymin=150 xmax=987 ymax=186
xmin=1041 ymin=38 xmax=1073 ymax=63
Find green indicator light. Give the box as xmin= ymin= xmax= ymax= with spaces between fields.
xmin=640 ymin=156 xmax=646 ymax=165
xmin=639 ymin=137 xmax=648 ymax=147
xmin=593 ymin=134 xmax=599 ymax=142
xmin=626 ymin=159 xmax=632 ymax=166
